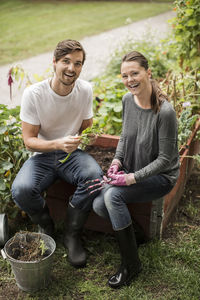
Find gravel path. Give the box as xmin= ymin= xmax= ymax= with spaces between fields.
xmin=0 ymin=11 xmax=175 ymax=107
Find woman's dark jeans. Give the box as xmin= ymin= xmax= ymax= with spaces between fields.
xmin=12 ymin=149 xmax=103 ymax=215
xmin=93 ymin=175 xmax=174 ymax=231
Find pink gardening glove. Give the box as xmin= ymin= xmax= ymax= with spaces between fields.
xmin=109 ymin=173 xmax=136 ymax=186
xmin=107 ymin=159 xmax=122 ymax=177
xmin=107 ymin=164 xmax=119 ymax=177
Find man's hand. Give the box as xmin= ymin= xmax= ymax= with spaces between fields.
xmin=57 ymin=135 xmax=81 ymax=153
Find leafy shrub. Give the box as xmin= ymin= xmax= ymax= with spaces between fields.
xmin=93 ymin=75 xmax=125 ymax=135
xmin=170 ymin=0 xmax=200 ymax=69
xmin=177 ymin=107 xmax=199 ymax=149
xmin=105 ymin=34 xmax=175 ymax=80
xmin=160 ymin=69 xmax=200 ymax=117
xmin=0 ymin=105 xmax=31 ymax=215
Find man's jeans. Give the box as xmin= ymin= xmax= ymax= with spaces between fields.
xmin=12 ymin=149 xmax=103 ymax=215
xmin=93 ymin=175 xmax=174 ymax=231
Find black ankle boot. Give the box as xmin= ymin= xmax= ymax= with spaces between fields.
xmin=29 ymin=204 xmax=54 ymax=237
xmin=108 ymin=224 xmax=142 ymax=289
xmin=64 ymin=204 xmax=89 ymax=267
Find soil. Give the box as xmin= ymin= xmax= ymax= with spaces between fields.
xmin=86 ymin=146 xmax=115 ymax=173
xmin=6 ymin=231 xmax=49 ymax=262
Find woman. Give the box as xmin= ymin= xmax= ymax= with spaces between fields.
xmin=92 ymin=51 xmax=180 ymax=288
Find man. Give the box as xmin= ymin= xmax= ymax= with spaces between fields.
xmin=11 ymin=39 xmax=103 ymax=268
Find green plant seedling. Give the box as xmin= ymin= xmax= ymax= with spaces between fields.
xmin=39 ymin=239 xmax=48 ymax=256
xmin=59 ymin=123 xmax=103 ymax=164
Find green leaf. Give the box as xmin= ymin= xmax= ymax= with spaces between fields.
xmin=104 ymin=102 xmax=115 ymax=108
xmin=175 ymin=35 xmax=183 ymax=42
xmin=99 ymin=107 xmax=110 ymax=115
xmin=112 ymin=116 xmax=122 ymax=123
xmin=190 ymin=48 xmax=197 ymax=58
xmin=176 ymin=24 xmax=184 ymax=30
xmin=0 ymin=179 xmax=6 ymax=191
xmin=1 ymin=161 xmax=14 ymax=171
xmin=13 ymin=151 xmax=21 ymax=159
xmin=113 ymin=103 xmax=122 ymax=113
xmin=0 ymin=126 xmax=7 ymax=134
xmin=185 ymin=9 xmax=194 ymax=16
xmin=187 ymin=19 xmax=197 ymax=26
xmin=33 ymin=73 xmax=43 ymax=82
xmin=20 ymin=72 xmax=25 ymax=81
xmin=98 ymin=93 xmax=105 ymax=99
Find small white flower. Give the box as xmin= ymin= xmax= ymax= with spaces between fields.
xmin=182 ymin=101 xmax=191 ymax=107
xmin=125 ymin=17 xmax=132 ymax=25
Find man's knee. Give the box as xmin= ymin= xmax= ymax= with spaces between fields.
xmin=81 ymin=165 xmax=103 ymax=183
xmin=12 ymin=178 xmax=36 ymax=207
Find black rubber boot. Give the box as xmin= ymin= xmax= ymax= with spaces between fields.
xmin=29 ymin=204 xmax=54 ymax=237
xmin=108 ymin=224 xmax=142 ymax=289
xmin=132 ymin=219 xmax=148 ymax=246
xmin=64 ymin=204 xmax=89 ymax=268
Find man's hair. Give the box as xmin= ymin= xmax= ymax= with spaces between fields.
xmin=54 ymin=39 xmax=86 ymax=64
xmin=121 ymin=50 xmax=168 ymax=113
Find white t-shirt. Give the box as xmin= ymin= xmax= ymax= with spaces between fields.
xmin=20 ymin=78 xmax=93 ymax=140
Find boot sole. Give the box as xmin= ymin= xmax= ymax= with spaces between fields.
xmin=64 ymin=240 xmax=87 ymax=268
xmin=108 ymin=265 xmax=142 ymax=289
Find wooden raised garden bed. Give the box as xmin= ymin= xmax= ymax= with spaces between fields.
xmin=46 ymin=120 xmax=200 ymax=239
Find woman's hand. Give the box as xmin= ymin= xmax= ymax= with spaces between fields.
xmin=107 ymin=159 xmax=122 ymax=177
xmin=108 ymin=172 xmax=136 ymax=186
xmin=107 ymin=164 xmax=119 ymax=177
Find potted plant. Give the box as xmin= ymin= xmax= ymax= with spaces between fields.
xmin=1 ymin=231 xmax=56 ymax=292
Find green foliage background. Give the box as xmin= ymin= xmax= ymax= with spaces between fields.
xmin=170 ymin=0 xmax=200 ymax=68
xmin=0 ymin=105 xmax=31 ymax=215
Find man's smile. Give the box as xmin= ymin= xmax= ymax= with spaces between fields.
xmin=64 ymin=72 xmax=75 ymax=77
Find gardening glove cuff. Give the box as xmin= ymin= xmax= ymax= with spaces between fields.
xmin=125 ymin=173 xmax=136 ymax=185
xmin=111 ymin=159 xmax=122 ymax=168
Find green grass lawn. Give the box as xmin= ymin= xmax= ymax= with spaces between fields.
xmin=0 ymin=0 xmax=173 ymax=65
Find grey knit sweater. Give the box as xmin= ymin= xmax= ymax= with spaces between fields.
xmin=115 ymin=92 xmax=180 ymax=185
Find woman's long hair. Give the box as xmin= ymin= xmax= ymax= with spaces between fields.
xmin=122 ymin=51 xmax=168 ymax=113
